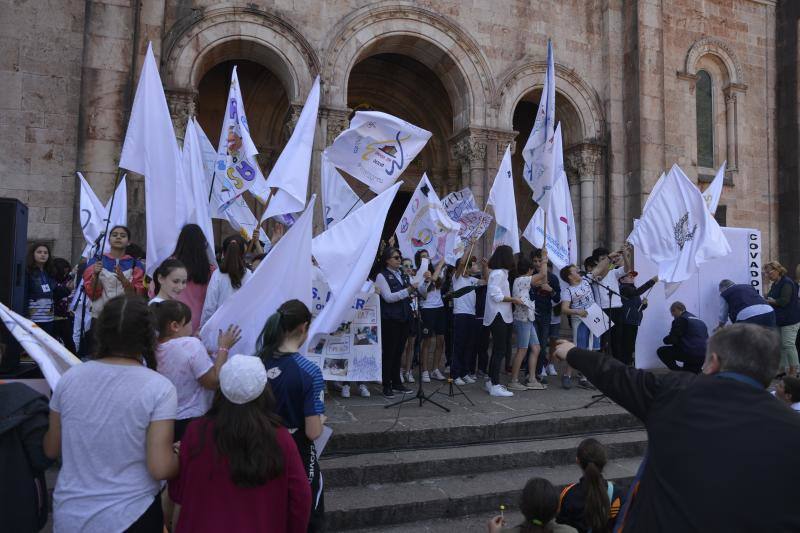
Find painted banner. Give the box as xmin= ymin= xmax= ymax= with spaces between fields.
xmin=441 ymin=188 xmax=493 ymax=246
xmin=306 ymin=278 xmax=382 ymax=382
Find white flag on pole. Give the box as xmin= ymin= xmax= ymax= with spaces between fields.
xmin=307 ymin=182 xmax=401 ymax=343
xmin=214 ymin=66 xmax=270 ymax=211
xmin=200 ymin=197 xmax=316 ymax=357
xmin=627 ymin=164 xmax=731 ymax=286
xmin=78 ymin=173 xmax=127 ymax=257
xmin=522 ymin=126 xmax=577 ymax=269
xmin=322 ymin=154 xmax=363 ymax=229
xmin=395 ymin=174 xmax=463 ymax=265
xmin=488 ymin=145 xmax=521 ymax=254
xmin=194 ymin=118 xmax=260 ymax=240
xmin=261 ymin=76 xmax=320 ymax=221
xmin=181 ymin=118 xmax=218 ymax=266
xmin=702 ymin=161 xmax=726 ymax=215
xmin=441 ymin=188 xmax=493 ymax=247
xmin=0 ymin=302 xmax=81 ymax=390
xmin=522 ymin=39 xmax=557 ymax=206
xmin=324 ymin=111 xmax=431 ymax=194
xmin=118 ymin=42 xmax=183 ymax=276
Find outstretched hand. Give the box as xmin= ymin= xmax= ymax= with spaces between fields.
xmin=487 ymin=515 xmax=505 ymax=533
xmin=552 ymin=339 xmax=576 ymax=361
xmin=218 ymin=325 xmax=243 ymax=351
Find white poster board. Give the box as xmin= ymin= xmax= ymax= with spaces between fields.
xmin=306 ymin=279 xmax=383 ymax=382
xmin=581 ymin=303 xmax=613 ymax=338
xmin=634 ymin=227 xmax=762 ymax=369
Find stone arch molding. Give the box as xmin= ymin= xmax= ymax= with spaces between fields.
xmin=322 ymin=2 xmax=495 ymax=130
xmin=162 ymin=6 xmax=320 ymax=102
xmin=683 ymin=37 xmax=745 ymax=87
xmin=495 ymin=61 xmax=605 ymax=143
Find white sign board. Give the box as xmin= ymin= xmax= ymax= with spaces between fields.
xmin=580 ymin=302 xmax=613 ymax=338
xmin=634 ymin=227 xmax=761 ymax=369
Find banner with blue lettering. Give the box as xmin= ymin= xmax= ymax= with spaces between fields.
xmin=306 ymin=278 xmax=382 ymax=382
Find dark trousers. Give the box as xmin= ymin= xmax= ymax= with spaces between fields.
xmin=619 ymin=324 xmax=639 ymax=366
xmin=474 ymin=319 xmax=490 ymax=374
xmin=381 ymin=317 xmax=409 ymax=388
xmin=124 ymin=495 xmax=163 ymax=532
xmin=739 ymin=311 xmax=777 ymax=328
xmin=601 ymin=308 xmax=625 ymax=360
xmin=488 ymin=316 xmax=512 ymax=385
xmin=533 ymin=317 xmax=551 ymax=375
xmin=657 ymin=345 xmax=703 ymax=373
xmin=52 ymin=318 xmax=76 ymax=354
xmin=451 ymin=313 xmax=477 ymax=379
xmin=444 ymin=307 xmax=453 ymax=367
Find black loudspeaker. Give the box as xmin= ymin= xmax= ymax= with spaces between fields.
xmin=0 ymin=198 xmax=28 ymax=372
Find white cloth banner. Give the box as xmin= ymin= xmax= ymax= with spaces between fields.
xmin=0 ymin=302 xmax=82 ymax=390
xmin=522 ymin=39 xmax=557 ymax=205
xmin=522 ymin=126 xmax=578 ymax=269
xmin=441 ymin=188 xmax=493 ymax=246
xmin=200 ymin=197 xmax=316 ymax=356
xmin=261 ymin=76 xmax=320 ymax=221
xmin=324 ymin=111 xmax=432 ymax=193
xmin=118 ymin=42 xmax=183 ymax=276
xmin=580 ymin=302 xmax=613 ymax=338
xmin=306 ymin=278 xmax=382 ymax=382
xmin=181 ymin=118 xmax=218 ymax=266
xmin=78 ymin=173 xmax=127 ymax=257
xmin=395 ymin=174 xmax=462 ymax=265
xmin=627 ymin=164 xmax=730 ymax=286
xmin=322 ymin=155 xmax=363 ymax=229
xmin=702 ymin=161 xmax=726 ymax=215
xmin=214 ymin=66 xmax=270 ymax=211
xmin=488 ymin=145 xmax=521 ymax=254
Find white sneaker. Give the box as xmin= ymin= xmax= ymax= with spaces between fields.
xmin=341 ymin=384 xmax=351 ymax=398
xmin=431 ymin=369 xmax=446 ymax=381
xmin=358 ymin=384 xmax=371 ymax=397
xmin=406 ymin=370 xmax=415 ymax=383
xmin=490 ymin=384 xmax=514 ymax=397
xmin=454 ymin=377 xmax=467 ymax=386
xmin=464 ymin=374 xmax=476 ymax=384
xmin=399 ymin=371 xmax=405 ymax=384
xmin=422 ymin=371 xmax=431 ymax=383
xmin=547 ymin=363 xmax=558 ymax=376
xmin=484 ymin=380 xmax=493 ymax=393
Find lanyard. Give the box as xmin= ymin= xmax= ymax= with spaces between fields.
xmin=716 ymin=371 xmax=762 ymax=390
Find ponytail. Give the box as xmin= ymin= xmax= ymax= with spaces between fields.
xmin=255 ymin=299 xmax=311 ymax=361
xmin=577 ymin=438 xmax=610 ymax=532
xmin=220 ymin=235 xmax=247 ymax=289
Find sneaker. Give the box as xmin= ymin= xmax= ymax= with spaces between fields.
xmin=490 ymin=384 xmax=514 ymax=397
xmin=358 ymin=384 xmax=371 ymax=397
xmin=393 ymin=384 xmax=412 ymax=394
xmin=476 ymin=370 xmax=487 ymax=380
xmin=546 ymin=363 xmax=558 ymax=376
xmin=484 ymin=380 xmax=493 ymax=393
xmin=431 ymin=369 xmax=446 ymax=381
xmin=399 ymin=372 xmax=405 ymax=384
xmin=507 ymin=380 xmax=527 ymax=391
xmin=341 ymin=384 xmax=351 ymax=398
xmin=406 ymin=370 xmax=416 ymax=383
xmin=526 ymin=380 xmax=547 ymax=390
xmin=562 ymin=375 xmax=573 ymax=390
xmin=383 ymin=387 xmax=395 ymax=399
xmin=538 ymin=372 xmax=549 ymax=385
xmin=464 ymin=374 xmax=477 ymax=384
xmin=422 ymin=371 xmax=431 ymax=383
xmin=578 ymin=376 xmax=594 ymax=389
xmin=444 ymin=365 xmax=451 ymax=374
xmin=454 ymin=377 xmax=467 ymax=386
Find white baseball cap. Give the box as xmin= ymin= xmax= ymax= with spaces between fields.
xmin=219 ymin=354 xmax=268 ymax=404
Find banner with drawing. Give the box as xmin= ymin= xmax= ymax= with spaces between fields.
xmin=306 ymin=279 xmax=382 ymax=382
xmin=441 ymin=188 xmax=493 ymax=246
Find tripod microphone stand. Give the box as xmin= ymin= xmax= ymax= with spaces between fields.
xmin=582 ymin=275 xmax=621 ymax=404
xmin=385 ymin=292 xmax=450 ymax=412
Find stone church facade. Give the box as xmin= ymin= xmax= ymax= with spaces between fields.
xmin=1 ymin=0 xmax=795 ymax=266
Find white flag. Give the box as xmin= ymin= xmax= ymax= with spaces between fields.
xmin=261 ymin=76 xmax=320 ymax=221
xmin=441 ymin=188 xmax=493 ymax=246
xmin=627 ymin=164 xmax=730 ymax=285
xmin=200 ymin=197 xmax=316 ymax=357
xmin=214 ymin=66 xmax=269 ymax=211
xmin=702 ymin=161 xmax=726 ymax=215
xmin=181 ymin=118 xmax=218 ymax=266
xmin=78 ymin=173 xmax=127 ymax=257
xmin=523 ymin=126 xmax=577 ymax=269
xmin=322 ymin=154 xmax=363 ymax=229
xmin=307 ymin=182 xmax=401 ymax=343
xmin=522 ymin=39 xmax=557 ymax=205
xmin=324 ymin=111 xmax=431 ymax=194
xmin=194 ymin=118 xmax=260 ymax=239
xmin=395 ymin=174 xmax=463 ymax=265
xmin=642 ymin=172 xmax=666 ymax=214
xmin=488 ymin=145 xmax=520 ymax=254
xmin=0 ymin=302 xmax=81 ymax=390
xmin=119 ymin=43 xmax=183 ymax=276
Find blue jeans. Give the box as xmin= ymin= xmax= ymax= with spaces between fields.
xmin=571 ymin=316 xmax=601 ymax=350
xmin=514 ymin=319 xmax=540 ymax=349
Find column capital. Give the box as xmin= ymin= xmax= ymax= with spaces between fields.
xmin=450 ymin=130 xmax=487 ymax=167
xmin=564 ymin=142 xmax=604 ymax=179
xmin=319 ymin=106 xmax=351 ymax=146
xmin=165 ymin=89 xmax=197 ymax=142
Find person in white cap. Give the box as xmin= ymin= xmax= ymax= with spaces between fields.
xmin=167 ymin=354 xmax=311 ymax=533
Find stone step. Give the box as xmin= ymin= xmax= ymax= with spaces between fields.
xmin=322 ymin=429 xmax=646 ymax=488
xmin=325 ymin=456 xmax=641 ymax=531
xmin=346 ymin=511 xmax=526 ymax=533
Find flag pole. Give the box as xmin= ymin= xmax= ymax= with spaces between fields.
xmin=460 ymin=196 xmax=492 ymax=277
xmin=248 ymin=188 xmax=277 ymax=253
xmin=207 ymin=170 xmax=217 ymax=203
xmin=341 ymin=188 xmax=371 ymax=220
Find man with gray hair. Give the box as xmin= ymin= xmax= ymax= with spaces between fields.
xmin=552 ymin=324 xmax=800 ymax=532
xmin=718 ymin=279 xmax=775 ymax=329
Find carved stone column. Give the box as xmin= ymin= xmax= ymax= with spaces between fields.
xmin=284 ymin=103 xmax=304 ymax=141
xmin=165 ymin=89 xmax=197 ymax=144
xmin=566 ymin=143 xmax=603 ymax=260
xmin=722 ymin=84 xmax=745 ymax=172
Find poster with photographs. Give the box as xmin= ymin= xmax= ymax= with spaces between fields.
xmin=306 ymin=279 xmax=382 ymax=382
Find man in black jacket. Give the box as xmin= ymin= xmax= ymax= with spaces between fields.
xmin=553 ymin=324 xmax=800 ymax=532
xmin=656 ymin=301 xmax=708 ymax=373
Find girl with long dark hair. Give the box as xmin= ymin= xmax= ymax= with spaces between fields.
xmin=509 ymin=255 xmax=548 ymax=391
xmin=43 ymin=295 xmax=178 ymax=532
xmin=450 ymin=254 xmax=487 ymax=385
xmin=171 ymin=224 xmax=215 ymax=333
xmin=416 ymin=250 xmax=447 ymax=382
xmin=25 ymin=242 xmax=56 ymax=334
xmin=201 ymin=235 xmax=252 ymax=326
xmin=557 ymin=439 xmax=624 ymax=533
xmin=257 ymin=299 xmax=326 ymax=532
xmin=168 ymin=355 xmax=311 ymax=532
xmin=488 ymin=477 xmax=577 ymax=532
xmin=483 ymin=245 xmax=522 ymax=397
xmin=149 ymin=258 xmax=187 ymax=305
